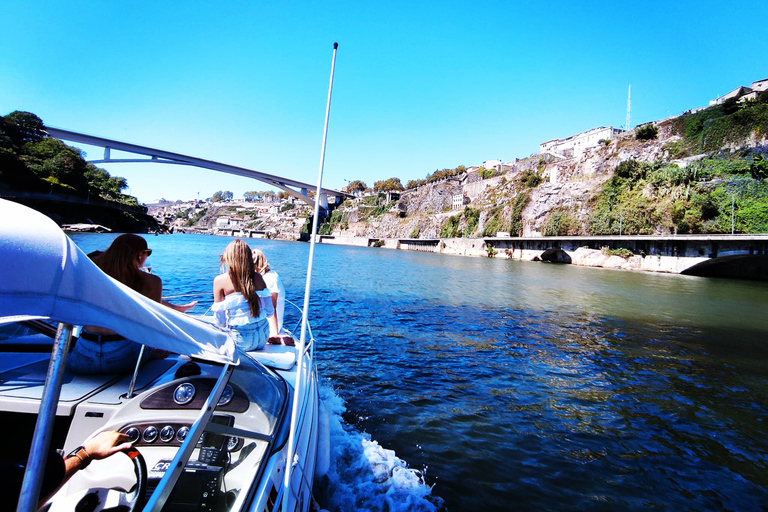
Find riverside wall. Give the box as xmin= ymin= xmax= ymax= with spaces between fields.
xmin=316 ymin=234 xmax=768 ymax=278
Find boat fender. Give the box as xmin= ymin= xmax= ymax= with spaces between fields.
xmin=314 ymin=402 xmax=331 ymax=479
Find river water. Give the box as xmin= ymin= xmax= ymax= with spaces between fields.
xmin=71 ymin=233 xmax=768 ymax=512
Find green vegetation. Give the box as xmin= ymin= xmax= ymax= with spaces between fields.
xmin=373 ymin=177 xmax=404 ymax=192
xmin=481 ymin=206 xmax=507 ymax=236
xmin=477 ymin=167 xmax=498 ymax=179
xmin=542 ymin=208 xmax=581 ymax=236
xmin=517 ymin=169 xmax=541 ymax=189
xmin=280 ymin=202 xmax=295 ymax=212
xmin=0 ymin=111 xmax=141 ymax=208
xmin=672 ymin=100 xmax=768 ymax=153
xmin=440 ymin=207 xmax=480 ymax=238
xmin=317 ymin=208 xmax=349 ymax=235
xmin=509 ymin=192 xmax=530 ymax=236
xmin=635 ymin=123 xmax=658 ymax=140
xmin=587 ymin=150 xmax=768 ymax=235
xmin=406 ymin=165 xmax=466 ymax=189
xmin=344 ymin=180 xmax=367 ymax=193
xmin=183 ymin=207 xmax=208 ymax=227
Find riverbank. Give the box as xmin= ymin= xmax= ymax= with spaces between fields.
xmin=313 ymin=234 xmax=768 ymax=280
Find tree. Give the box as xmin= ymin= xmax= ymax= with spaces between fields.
xmin=210 ymin=190 xmax=224 ymax=202
xmin=2 ymin=111 xmax=46 ymax=146
xmin=373 ymin=177 xmax=404 ymax=192
xmin=345 ymin=180 xmax=367 ymax=193
xmin=635 ymin=123 xmax=658 ymax=141
xmin=223 ymin=191 xmax=233 ymax=201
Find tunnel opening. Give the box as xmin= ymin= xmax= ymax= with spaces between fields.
xmin=540 ymin=248 xmax=572 ymax=264
xmin=681 ymin=255 xmax=768 ymax=281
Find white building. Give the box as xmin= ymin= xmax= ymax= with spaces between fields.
xmin=452 ymin=194 xmax=466 ymax=210
xmin=709 ymin=78 xmax=768 ymax=105
xmin=540 ymin=126 xmax=623 ymax=159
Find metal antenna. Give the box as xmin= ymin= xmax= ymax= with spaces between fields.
xmin=626 ymin=84 xmax=631 ymax=130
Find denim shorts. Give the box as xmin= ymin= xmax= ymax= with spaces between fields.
xmin=66 ymin=336 xmax=149 ymax=374
xmin=230 ymin=320 xmax=269 ymax=352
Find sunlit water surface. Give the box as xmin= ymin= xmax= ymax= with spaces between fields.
xmin=71 ymin=233 xmax=768 ymax=512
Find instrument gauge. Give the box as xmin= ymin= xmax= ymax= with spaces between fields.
xmin=173 ymin=383 xmax=196 ymax=405
xmin=125 ymin=427 xmax=141 ymax=444
xmin=176 ymin=426 xmax=190 ymax=443
xmin=160 ymin=425 xmax=175 ymax=443
xmin=143 ymin=426 xmax=158 ymax=443
xmin=217 ymin=385 xmax=234 ymax=406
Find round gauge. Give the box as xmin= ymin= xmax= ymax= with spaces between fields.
xmin=125 ymin=427 xmax=140 ymax=444
xmin=143 ymin=426 xmax=158 ymax=443
xmin=160 ymin=425 xmax=175 ymax=443
xmin=227 ymin=436 xmax=241 ymax=452
xmin=217 ymin=385 xmax=234 ymax=406
xmin=176 ymin=426 xmax=190 ymax=443
xmin=173 ymin=383 xmax=196 ymax=405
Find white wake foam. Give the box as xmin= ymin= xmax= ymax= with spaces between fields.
xmin=317 ymin=380 xmax=443 ymax=512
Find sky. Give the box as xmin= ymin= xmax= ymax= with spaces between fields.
xmin=1 ymin=1 xmax=766 ymax=203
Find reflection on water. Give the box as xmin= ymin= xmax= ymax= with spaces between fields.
xmin=72 ymin=234 xmax=768 ymax=511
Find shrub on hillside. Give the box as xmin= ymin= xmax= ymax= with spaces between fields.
xmin=635 ymin=123 xmax=658 ymax=140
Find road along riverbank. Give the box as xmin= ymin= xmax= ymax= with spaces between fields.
xmin=314 ymin=234 xmax=768 ymax=280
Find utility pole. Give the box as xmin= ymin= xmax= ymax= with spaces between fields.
xmin=732 ymin=195 xmax=735 ymax=235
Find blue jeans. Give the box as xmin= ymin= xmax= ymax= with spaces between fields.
xmin=66 ymin=336 xmax=149 ymax=374
xmin=230 ymin=320 xmax=269 ymax=351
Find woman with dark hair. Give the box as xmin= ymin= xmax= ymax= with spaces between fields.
xmin=67 ymin=234 xmax=193 ymax=374
xmin=211 ymin=239 xmax=273 ymax=351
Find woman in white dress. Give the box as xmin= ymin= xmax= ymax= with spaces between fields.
xmin=252 ymin=248 xmax=287 ymax=342
xmin=212 ymin=239 xmax=274 ymax=351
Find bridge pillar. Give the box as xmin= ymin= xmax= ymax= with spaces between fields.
xmin=320 ymin=193 xmax=328 ymax=209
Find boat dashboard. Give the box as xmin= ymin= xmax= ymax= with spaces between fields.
xmin=0 ymin=321 xmax=290 ymax=512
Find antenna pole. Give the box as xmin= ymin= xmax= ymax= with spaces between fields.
xmin=282 ymin=42 xmax=338 ymax=512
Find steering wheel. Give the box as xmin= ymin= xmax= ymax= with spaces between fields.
xmin=124 ymin=447 xmax=148 ymax=512
xmin=47 ymin=447 xmax=148 ymax=512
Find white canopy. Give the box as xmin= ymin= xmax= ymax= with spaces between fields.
xmin=0 ymin=199 xmax=237 ymax=364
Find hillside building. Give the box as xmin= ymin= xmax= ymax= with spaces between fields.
xmin=540 ymin=126 xmax=623 ymax=159
xmin=709 ymin=78 xmax=768 ymax=106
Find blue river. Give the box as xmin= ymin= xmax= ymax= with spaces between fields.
xmin=71 ymin=233 xmax=768 ymax=512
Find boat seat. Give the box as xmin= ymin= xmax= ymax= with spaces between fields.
xmin=247 ymin=344 xmax=297 ymax=370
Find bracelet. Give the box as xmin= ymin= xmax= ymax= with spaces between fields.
xmin=67 ymin=446 xmax=91 ymax=468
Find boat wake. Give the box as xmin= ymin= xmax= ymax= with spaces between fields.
xmin=317 ymin=381 xmax=443 ymax=512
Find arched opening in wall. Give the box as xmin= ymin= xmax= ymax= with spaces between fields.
xmin=540 ymin=248 xmax=572 ymax=264
xmin=682 ymin=255 xmax=768 ymax=281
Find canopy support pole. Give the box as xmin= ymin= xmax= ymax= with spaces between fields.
xmin=16 ymin=323 xmax=74 ymax=512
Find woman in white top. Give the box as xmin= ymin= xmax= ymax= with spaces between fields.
xmin=212 ymin=239 xmax=274 ymax=351
xmin=252 ymin=248 xmax=285 ymax=338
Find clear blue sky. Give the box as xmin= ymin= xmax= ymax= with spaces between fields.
xmin=1 ymin=1 xmax=765 ymax=203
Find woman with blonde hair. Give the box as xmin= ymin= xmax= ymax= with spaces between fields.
xmin=212 ymin=239 xmax=274 ymax=351
xmin=252 ymin=248 xmax=285 ymax=340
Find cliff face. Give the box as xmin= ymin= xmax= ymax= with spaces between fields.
xmin=327 ymin=128 xmax=670 ymax=239
xmin=326 ymin=110 xmax=768 ymax=240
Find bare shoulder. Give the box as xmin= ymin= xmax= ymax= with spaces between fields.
xmin=140 ymin=272 xmax=163 ymax=302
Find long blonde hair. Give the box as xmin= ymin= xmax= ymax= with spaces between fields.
xmin=221 ymin=239 xmax=260 ymax=317
xmin=252 ymin=248 xmax=270 ymax=275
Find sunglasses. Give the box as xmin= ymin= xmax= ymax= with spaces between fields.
xmin=143 ymin=249 xmax=153 ymax=257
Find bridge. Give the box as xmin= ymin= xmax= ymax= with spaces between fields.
xmin=46 ymin=127 xmax=351 ymax=208
xmin=317 ymin=233 xmax=768 ymax=280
